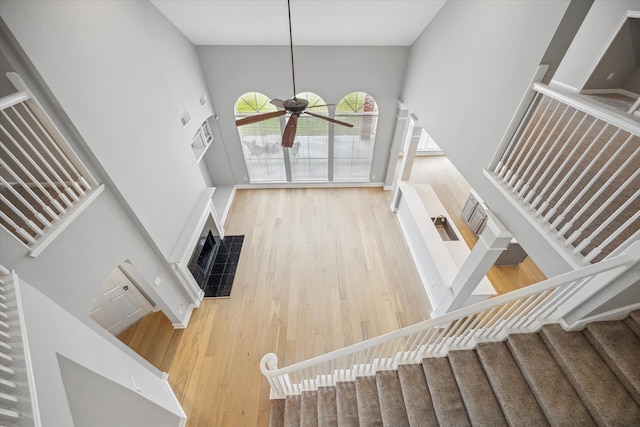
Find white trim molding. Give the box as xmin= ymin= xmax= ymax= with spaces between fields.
xmin=168 ymin=187 xmax=225 ymax=327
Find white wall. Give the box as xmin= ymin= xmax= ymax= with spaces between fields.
xmin=0 ymin=0 xmax=211 ymax=258
xmin=197 ymin=45 xmax=410 ymax=185
xmin=18 ymin=279 xmax=184 ymax=426
xmin=0 ymin=21 xmax=195 ymax=327
xmin=59 ymin=355 xmax=181 ymax=427
xmin=1 ymin=190 xmax=193 ymax=326
xmin=400 ymin=0 xmax=579 ymax=276
xmin=553 ymin=0 xmax=640 ymax=91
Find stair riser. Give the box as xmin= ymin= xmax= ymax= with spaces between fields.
xmin=268 ymin=313 xmax=640 ymax=427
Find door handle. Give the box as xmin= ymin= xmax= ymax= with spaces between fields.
xmin=123 ymin=285 xmax=129 ymax=291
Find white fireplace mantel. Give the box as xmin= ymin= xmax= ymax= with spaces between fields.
xmin=168 ymin=187 xmax=224 ymax=327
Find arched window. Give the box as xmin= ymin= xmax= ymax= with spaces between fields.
xmin=290 ymin=92 xmax=329 ymax=181
xmin=334 ymin=92 xmax=378 ymax=181
xmin=235 ymin=92 xmax=286 ymax=182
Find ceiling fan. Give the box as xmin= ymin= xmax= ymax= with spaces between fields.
xmin=234 ymin=0 xmax=353 ymax=148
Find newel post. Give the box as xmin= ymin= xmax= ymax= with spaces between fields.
xmin=260 ymin=353 xmax=287 ymax=399
xmin=441 ymin=212 xmax=512 ymax=314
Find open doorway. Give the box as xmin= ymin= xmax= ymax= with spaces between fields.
xmin=581 ymin=12 xmax=640 ymax=117
xmin=90 ymin=262 xmax=155 ymax=335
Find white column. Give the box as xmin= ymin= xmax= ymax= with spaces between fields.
xmin=441 ymin=212 xmax=512 ymax=314
xmin=390 ymin=125 xmax=421 ymax=212
xmin=383 ymin=102 xmax=411 ymax=189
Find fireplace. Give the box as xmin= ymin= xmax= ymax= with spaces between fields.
xmin=187 ymin=231 xmax=220 ymax=290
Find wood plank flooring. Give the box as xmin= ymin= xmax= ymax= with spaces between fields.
xmin=120 ymin=187 xmax=432 ymax=426
xmin=406 ymin=155 xmax=546 ymax=294
xmin=119 ymin=156 xmax=547 ymax=426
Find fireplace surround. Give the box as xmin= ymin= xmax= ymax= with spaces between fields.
xmin=187 ymin=231 xmax=221 ymax=291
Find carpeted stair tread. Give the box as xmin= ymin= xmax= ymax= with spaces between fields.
xmin=448 ymin=350 xmax=508 ymax=426
xmin=476 ymin=342 xmax=549 ymax=426
xmin=355 ymin=376 xmax=383 ymax=426
xmin=375 ymin=370 xmax=410 ymax=427
xmin=422 ymin=357 xmax=471 ymax=427
xmin=284 ymin=394 xmax=302 ymax=427
xmin=507 ymin=333 xmax=596 ymax=426
xmin=269 ymin=399 xmax=286 ymax=427
xmin=397 ymin=364 xmax=438 ymax=427
xmin=317 ymin=386 xmax=338 ymax=427
xmin=301 ymin=390 xmax=319 ymax=427
xmin=541 ymin=324 xmax=640 ymax=426
xmin=268 ymin=315 xmax=640 ymax=426
xmin=584 ymin=320 xmax=640 ymax=406
xmin=335 ymin=382 xmax=358 ymax=426
xmin=624 ymin=309 xmax=640 ymax=338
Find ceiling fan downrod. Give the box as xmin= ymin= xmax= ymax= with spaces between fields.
xmin=287 ymin=0 xmax=297 ymax=98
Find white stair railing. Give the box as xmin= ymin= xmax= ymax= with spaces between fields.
xmin=487 ymin=83 xmax=639 ymax=264
xmin=0 ymin=73 xmax=102 ymax=257
xmin=0 ymin=267 xmax=40 ymax=426
xmin=260 ymin=242 xmax=640 ymax=399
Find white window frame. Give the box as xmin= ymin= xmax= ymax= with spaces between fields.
xmin=235 ymin=91 xmax=379 ymax=184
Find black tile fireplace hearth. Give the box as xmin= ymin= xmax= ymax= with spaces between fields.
xmin=204 ymin=235 xmax=244 ymax=298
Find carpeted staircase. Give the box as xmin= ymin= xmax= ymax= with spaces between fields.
xmin=269 ymin=311 xmax=640 ymax=426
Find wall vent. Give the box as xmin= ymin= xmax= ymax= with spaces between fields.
xmin=181 ymin=111 xmax=191 ymax=126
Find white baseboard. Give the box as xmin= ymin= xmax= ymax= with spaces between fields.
xmin=234 ymin=181 xmax=385 ymax=189
xmin=561 ymin=302 xmax=640 ymax=331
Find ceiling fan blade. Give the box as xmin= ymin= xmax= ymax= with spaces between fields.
xmin=270 ymin=98 xmax=285 ymax=108
xmin=304 ymin=111 xmax=354 ymax=128
xmin=235 ymin=110 xmax=286 ymax=126
xmin=306 ymin=104 xmax=335 ymax=109
xmin=282 ymin=113 xmax=299 ymax=148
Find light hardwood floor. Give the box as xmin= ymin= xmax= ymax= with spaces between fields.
xmin=119 ymin=156 xmax=546 ymax=426
xmin=120 ymin=187 xmax=432 ymax=426
xmin=406 ymin=156 xmax=546 ymax=294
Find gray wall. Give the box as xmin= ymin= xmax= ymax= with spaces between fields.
xmin=59 ymin=355 xmax=182 ymax=427
xmin=20 ymin=281 xmax=183 ymax=426
xmin=197 ymin=45 xmax=410 ymax=185
xmin=0 ymin=0 xmax=213 ymax=257
xmin=400 ymin=0 xmax=576 ymax=276
xmin=624 ymin=64 xmax=640 ymax=92
xmin=583 ymin=19 xmax=639 ymax=90
xmin=625 ymin=18 xmax=640 ymax=92
xmin=0 ymin=3 xmax=201 ymax=420
xmin=553 ymin=0 xmax=640 ymax=90
xmin=0 ymin=28 xmax=192 ymax=326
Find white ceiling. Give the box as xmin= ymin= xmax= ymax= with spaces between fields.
xmin=150 ymin=0 xmax=447 ymax=46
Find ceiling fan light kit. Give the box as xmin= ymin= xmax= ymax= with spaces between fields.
xmin=235 ymin=0 xmax=353 ymax=148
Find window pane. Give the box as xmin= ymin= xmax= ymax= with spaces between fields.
xmin=290 ymin=114 xmax=328 ymax=182
xmin=334 ymin=116 xmax=377 ymax=180
xmin=238 ymin=119 xmax=286 ymax=182
xmin=236 ymin=92 xmax=275 ymax=114
xmin=334 ymin=92 xmax=377 ymax=181
xmin=417 ymin=128 xmax=442 ymax=152
xmin=333 ymin=158 xmax=371 ymax=180
xmin=236 ymin=92 xmax=286 ymax=182
xmin=288 ymin=93 xmax=329 ymax=182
